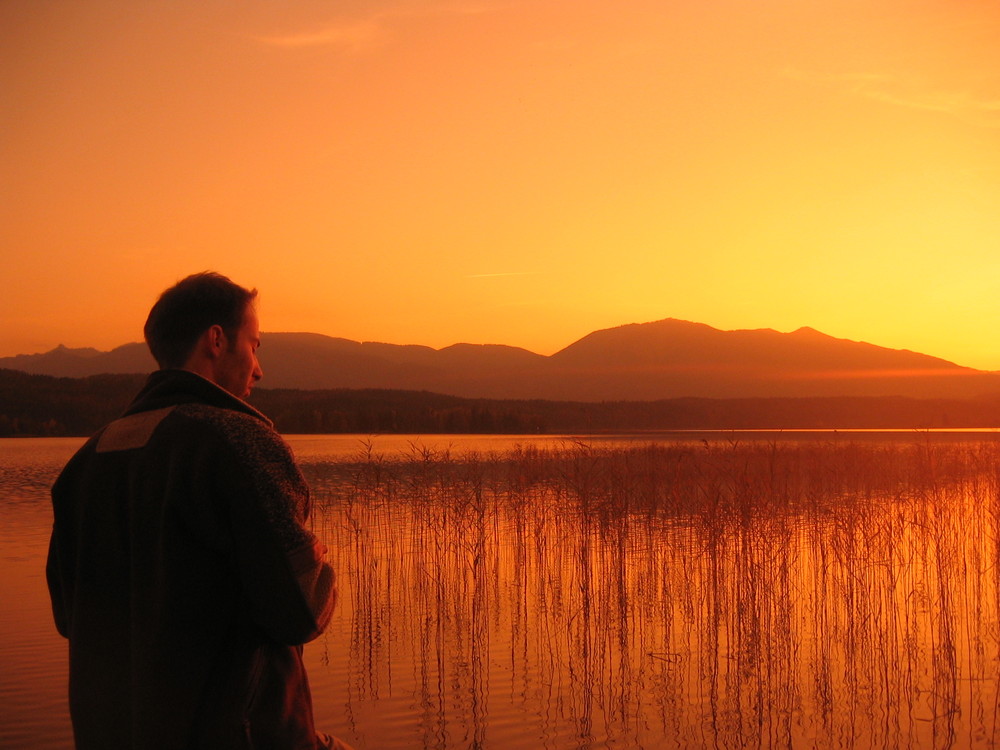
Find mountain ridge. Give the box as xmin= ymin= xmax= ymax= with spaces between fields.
xmin=3 ymin=318 xmax=997 ymax=401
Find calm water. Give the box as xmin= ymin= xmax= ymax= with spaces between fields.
xmin=4 ymin=432 xmax=1000 ymax=749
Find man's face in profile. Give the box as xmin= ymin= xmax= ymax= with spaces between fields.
xmin=216 ymin=304 xmax=263 ymax=398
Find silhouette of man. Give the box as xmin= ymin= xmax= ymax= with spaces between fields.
xmin=47 ymin=272 xmax=353 ymax=749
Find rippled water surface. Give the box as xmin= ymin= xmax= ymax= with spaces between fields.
xmin=5 ymin=433 xmax=1000 ymax=748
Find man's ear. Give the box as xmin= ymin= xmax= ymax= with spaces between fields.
xmin=204 ymin=324 xmax=227 ymax=360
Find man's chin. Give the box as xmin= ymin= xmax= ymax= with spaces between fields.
xmin=220 ymin=383 xmax=252 ymax=399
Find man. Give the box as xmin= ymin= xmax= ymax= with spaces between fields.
xmin=47 ymin=272 xmax=351 ymax=749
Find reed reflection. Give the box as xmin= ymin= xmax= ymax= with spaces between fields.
xmin=305 ymin=440 xmax=1000 ymax=749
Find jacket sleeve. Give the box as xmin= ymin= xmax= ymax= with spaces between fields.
xmin=46 ymin=459 xmax=82 ymax=639
xmin=218 ymin=420 xmax=337 ymax=645
xmin=46 ymin=522 xmax=70 ymax=638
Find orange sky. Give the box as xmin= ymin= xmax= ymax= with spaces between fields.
xmin=3 ymin=0 xmax=1000 ymax=369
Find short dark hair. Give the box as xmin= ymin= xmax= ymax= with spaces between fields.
xmin=144 ymin=272 xmax=258 ymax=369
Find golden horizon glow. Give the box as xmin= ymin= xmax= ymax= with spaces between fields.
xmin=3 ymin=0 xmax=1000 ymax=369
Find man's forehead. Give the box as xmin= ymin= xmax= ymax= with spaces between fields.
xmin=242 ymin=304 xmax=261 ymax=333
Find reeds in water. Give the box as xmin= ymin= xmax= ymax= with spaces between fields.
xmin=305 ymin=438 xmax=1000 ymax=749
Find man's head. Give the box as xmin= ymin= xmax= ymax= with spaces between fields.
xmin=144 ymin=272 xmax=263 ymax=398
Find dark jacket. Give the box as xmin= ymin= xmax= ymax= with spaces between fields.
xmin=46 ymin=369 xmax=337 ymax=749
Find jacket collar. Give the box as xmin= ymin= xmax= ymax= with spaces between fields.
xmin=124 ymin=369 xmax=272 ymax=427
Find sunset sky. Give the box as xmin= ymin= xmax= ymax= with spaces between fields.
xmin=4 ymin=0 xmax=1000 ymax=369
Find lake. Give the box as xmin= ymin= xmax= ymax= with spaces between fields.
xmin=4 ymin=432 xmax=1000 ymax=749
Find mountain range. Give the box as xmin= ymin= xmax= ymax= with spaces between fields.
xmin=3 ymin=318 xmax=999 ymax=401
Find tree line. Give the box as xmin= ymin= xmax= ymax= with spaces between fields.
xmin=3 ymin=368 xmax=1000 ymax=437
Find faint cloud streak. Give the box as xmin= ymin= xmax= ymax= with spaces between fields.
xmin=784 ymin=67 xmax=1000 ymax=127
xmin=466 ymin=272 xmax=541 ymax=279
xmin=253 ymin=2 xmax=496 ymax=52
xmin=257 ymin=19 xmax=384 ymax=52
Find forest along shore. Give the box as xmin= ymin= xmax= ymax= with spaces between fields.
xmin=4 ymin=368 xmax=1000 ymax=437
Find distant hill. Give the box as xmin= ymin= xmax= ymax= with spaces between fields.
xmin=543 ymin=319 xmax=998 ymax=400
xmin=0 ymin=343 xmax=155 ymax=377
xmin=3 ymin=318 xmax=999 ymax=400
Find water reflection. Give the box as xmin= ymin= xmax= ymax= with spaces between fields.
xmin=0 ymin=439 xmax=83 ymax=750
xmin=303 ymin=441 xmax=1000 ymax=749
